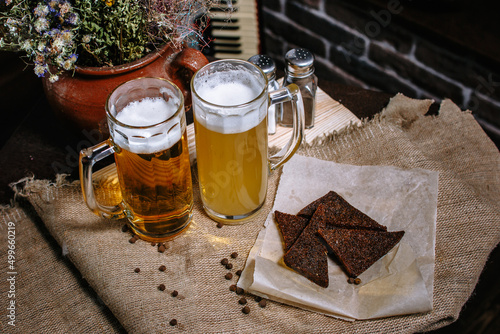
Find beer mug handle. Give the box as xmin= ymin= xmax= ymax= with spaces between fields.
xmin=268 ymin=83 xmax=305 ymax=171
xmin=79 ymin=140 xmax=125 ymax=219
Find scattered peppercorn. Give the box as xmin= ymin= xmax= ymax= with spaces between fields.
xmin=171 ymin=290 xmax=179 ymax=297
xmin=236 ymin=287 xmax=244 ymax=295
xmin=122 ymin=224 xmax=129 ymax=232
xmin=235 ymin=269 xmax=242 ymax=276
xmin=225 ymin=273 xmax=233 ymax=280
xmin=258 ymin=299 xmax=267 ymax=308
xmin=217 ymin=222 xmax=223 ymax=228
xmin=347 ymin=277 xmax=355 ymax=284
xmin=151 ymin=242 xmax=156 ymax=246
xmin=242 ymin=306 xmax=250 ymax=314
xmin=134 ymin=268 xmax=140 ymax=273
xmin=169 ymin=319 xmax=177 ymax=326
xmin=158 ymin=284 xmax=166 ymax=291
xmin=354 ymin=278 xmax=361 ymax=285
xmin=225 ymin=263 xmax=233 ymax=270
xmin=231 ymin=252 xmax=238 ymax=259
xmin=221 ymin=258 xmax=229 ymax=265
xmin=129 ymin=236 xmax=137 ymax=244
xmin=254 ymin=296 xmax=262 ymax=302
xmin=158 ymin=244 xmax=166 ymax=253
xmin=238 ymin=297 xmax=247 ymax=305
xmin=229 ymin=284 xmax=237 ymax=292
xmin=159 ymin=265 xmax=166 ymax=272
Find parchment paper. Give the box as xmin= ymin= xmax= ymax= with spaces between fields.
xmin=239 ymin=154 xmax=439 ymax=320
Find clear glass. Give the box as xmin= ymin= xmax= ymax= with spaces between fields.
xmin=279 ymin=73 xmax=317 ymax=128
xmin=79 ymin=77 xmax=193 ymax=242
xmin=191 ymin=59 xmax=305 ymax=225
xmin=267 ymin=78 xmax=280 ymax=135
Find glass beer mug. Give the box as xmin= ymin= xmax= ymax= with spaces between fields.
xmin=79 ymin=77 xmax=193 ymax=241
xmin=191 ymin=59 xmax=305 ymax=224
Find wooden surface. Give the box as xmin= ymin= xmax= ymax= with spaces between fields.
xmin=0 ymin=52 xmax=498 ymax=333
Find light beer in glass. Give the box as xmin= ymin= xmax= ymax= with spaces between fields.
xmin=191 ymin=60 xmax=305 ymax=224
xmin=80 ymin=78 xmax=193 ymax=241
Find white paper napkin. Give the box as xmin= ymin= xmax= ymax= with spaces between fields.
xmin=239 ymin=155 xmax=438 ymax=320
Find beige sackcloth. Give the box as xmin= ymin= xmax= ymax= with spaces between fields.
xmin=1 ymin=93 xmax=499 ymax=333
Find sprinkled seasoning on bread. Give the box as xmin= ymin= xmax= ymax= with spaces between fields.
xmin=297 ymin=191 xmax=344 ymax=218
xmin=318 ymin=228 xmax=404 ymax=277
xmin=274 ymin=211 xmax=310 ymax=252
xmin=283 ymin=209 xmax=329 ymax=287
xmin=314 ymin=203 xmax=387 ymax=231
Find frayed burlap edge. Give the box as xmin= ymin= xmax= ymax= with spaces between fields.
xmin=9 ymin=173 xmax=77 ymax=200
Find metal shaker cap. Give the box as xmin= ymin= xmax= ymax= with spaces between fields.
xmin=285 ymin=48 xmax=314 ymax=77
xmin=248 ymin=55 xmax=276 ymax=80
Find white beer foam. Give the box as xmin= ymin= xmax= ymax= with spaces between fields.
xmin=117 ymin=96 xmax=178 ymax=126
xmin=113 ymin=97 xmax=182 ymax=154
xmin=198 ymin=82 xmax=258 ymax=106
xmin=195 ymin=71 xmax=266 ymax=134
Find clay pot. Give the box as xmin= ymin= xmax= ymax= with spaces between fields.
xmin=42 ymin=43 xmax=209 ymax=133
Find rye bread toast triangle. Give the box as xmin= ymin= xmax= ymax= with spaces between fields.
xmin=315 ymin=203 xmax=387 ymax=231
xmin=298 ymin=191 xmax=387 ymax=231
xmin=283 ymin=209 xmax=329 ymax=288
xmin=318 ymin=228 xmax=405 ymax=277
xmin=297 ymin=191 xmax=343 ymax=218
xmin=274 ymin=211 xmax=310 ymax=252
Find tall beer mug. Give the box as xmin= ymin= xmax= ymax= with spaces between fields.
xmin=191 ymin=59 xmax=305 ymax=224
xmin=79 ymin=78 xmax=194 ymax=241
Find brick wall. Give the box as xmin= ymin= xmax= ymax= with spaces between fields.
xmin=260 ymin=0 xmax=500 ymax=146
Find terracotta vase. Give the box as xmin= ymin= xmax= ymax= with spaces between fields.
xmin=42 ymin=43 xmax=209 ymax=133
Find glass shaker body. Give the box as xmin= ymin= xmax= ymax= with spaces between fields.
xmin=278 ymin=48 xmax=317 ymax=129
xmin=280 ymin=73 xmax=317 ymax=128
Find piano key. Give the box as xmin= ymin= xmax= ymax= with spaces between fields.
xmin=209 ymin=0 xmax=259 ymax=60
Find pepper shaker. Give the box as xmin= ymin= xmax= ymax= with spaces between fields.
xmin=278 ymin=48 xmax=317 ymax=128
xmin=248 ymin=54 xmax=279 ymax=135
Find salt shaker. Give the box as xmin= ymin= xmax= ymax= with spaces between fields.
xmin=279 ymin=48 xmax=317 ymax=128
xmin=248 ymin=54 xmax=279 ymax=135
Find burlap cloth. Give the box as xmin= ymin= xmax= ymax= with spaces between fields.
xmin=1 ymin=94 xmax=499 ymax=333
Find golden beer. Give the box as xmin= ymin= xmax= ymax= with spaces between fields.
xmin=191 ymin=60 xmax=304 ymax=224
xmin=80 ymin=78 xmax=194 ymax=242
xmin=115 ymin=129 xmax=193 ymax=239
xmin=194 ymin=116 xmax=268 ymax=218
